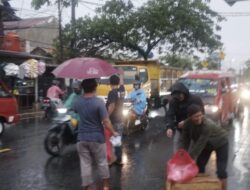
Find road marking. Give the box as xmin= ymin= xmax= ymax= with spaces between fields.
xmin=0 ymin=148 xmax=11 ymax=153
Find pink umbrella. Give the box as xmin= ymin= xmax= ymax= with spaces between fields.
xmin=52 ymin=57 xmax=119 ymax=79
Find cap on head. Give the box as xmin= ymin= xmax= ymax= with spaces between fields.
xmin=187 ymin=104 xmax=202 ymax=117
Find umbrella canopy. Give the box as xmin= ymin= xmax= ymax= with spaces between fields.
xmin=52 ymin=57 xmax=119 ymax=79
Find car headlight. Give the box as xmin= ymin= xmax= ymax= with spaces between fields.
xmin=205 ymin=105 xmax=219 ymax=113
xmin=57 ymin=108 xmax=67 ymax=114
xmin=241 ymin=89 xmax=250 ymax=99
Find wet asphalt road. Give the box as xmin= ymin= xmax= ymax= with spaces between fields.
xmin=1 ymin=107 xmax=250 ymax=190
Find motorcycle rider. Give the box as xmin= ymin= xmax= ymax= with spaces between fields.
xmin=64 ymin=81 xmax=82 ymax=123
xmin=127 ymin=79 xmax=147 ymax=124
xmin=166 ymin=82 xmax=204 ymax=152
xmin=64 ymin=81 xmax=82 ymax=110
xmin=44 ymin=80 xmax=64 ymax=118
xmin=47 ymin=79 xmax=64 ymax=100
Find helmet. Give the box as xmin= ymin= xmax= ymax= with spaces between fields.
xmin=72 ymin=81 xmax=81 ymax=89
xmin=72 ymin=81 xmax=81 ymax=94
xmin=133 ymin=80 xmax=141 ymax=89
xmin=52 ymin=79 xmax=59 ymax=85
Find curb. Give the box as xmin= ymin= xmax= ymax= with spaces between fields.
xmin=19 ymin=111 xmax=44 ymax=120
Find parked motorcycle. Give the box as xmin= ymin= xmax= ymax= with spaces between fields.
xmin=44 ymin=108 xmax=77 ymax=156
xmin=122 ymin=100 xmax=149 ymax=135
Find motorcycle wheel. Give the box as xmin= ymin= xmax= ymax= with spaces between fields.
xmin=0 ymin=121 xmax=5 ymax=136
xmin=44 ymin=131 xmax=64 ymax=156
xmin=44 ymin=107 xmax=54 ymax=119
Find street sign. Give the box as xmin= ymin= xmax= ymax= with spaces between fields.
xmin=201 ymin=61 xmax=209 ymax=68
xmin=224 ymin=0 xmax=250 ymax=6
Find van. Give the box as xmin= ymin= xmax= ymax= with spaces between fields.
xmin=0 ymin=79 xmax=20 ymax=136
xmin=179 ymin=70 xmax=240 ymax=125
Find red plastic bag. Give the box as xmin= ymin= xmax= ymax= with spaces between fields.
xmin=104 ymin=128 xmax=112 ymax=161
xmin=167 ymin=149 xmax=199 ymax=183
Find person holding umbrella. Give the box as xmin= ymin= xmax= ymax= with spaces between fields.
xmin=52 ymin=57 xmax=121 ymax=189
xmin=73 ymin=79 xmax=119 ymax=190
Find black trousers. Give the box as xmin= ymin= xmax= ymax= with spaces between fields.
xmin=196 ymin=142 xmax=229 ymax=179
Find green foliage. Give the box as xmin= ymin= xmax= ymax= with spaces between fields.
xmin=196 ymin=51 xmax=223 ymax=70
xmin=1 ymin=0 xmax=19 ymax=21
xmin=31 ymin=0 xmax=71 ymax=10
xmin=53 ymin=0 xmax=223 ymax=61
xmin=242 ymin=59 xmax=250 ymax=81
xmin=160 ymin=54 xmax=195 ymax=70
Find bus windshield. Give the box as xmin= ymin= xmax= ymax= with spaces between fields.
xmin=179 ymin=78 xmax=218 ymax=97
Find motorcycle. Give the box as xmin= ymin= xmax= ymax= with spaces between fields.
xmin=44 ymin=108 xmax=77 ymax=156
xmin=41 ymin=97 xmax=63 ymax=119
xmin=122 ymin=100 xmax=149 ymax=135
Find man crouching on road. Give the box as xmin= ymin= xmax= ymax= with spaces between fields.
xmin=179 ymin=104 xmax=229 ymax=190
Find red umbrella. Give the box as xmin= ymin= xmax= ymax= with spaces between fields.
xmin=52 ymin=57 xmax=119 ymax=79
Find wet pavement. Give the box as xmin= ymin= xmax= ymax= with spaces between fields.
xmin=0 ymin=107 xmax=250 ymax=190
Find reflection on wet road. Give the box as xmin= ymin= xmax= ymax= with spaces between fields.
xmin=0 ymin=107 xmax=250 ymax=190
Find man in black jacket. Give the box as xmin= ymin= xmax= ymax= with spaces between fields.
xmin=166 ymin=82 xmax=204 ymax=138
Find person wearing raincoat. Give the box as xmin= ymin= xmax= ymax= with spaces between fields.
xmin=64 ymin=81 xmax=82 ymax=126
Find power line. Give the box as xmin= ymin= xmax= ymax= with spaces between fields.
xmin=79 ymin=0 xmax=104 ymax=6
xmin=218 ymin=12 xmax=250 ymax=17
xmin=80 ymin=2 xmax=97 ymax=12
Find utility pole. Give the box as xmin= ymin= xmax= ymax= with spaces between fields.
xmin=58 ymin=0 xmax=63 ymax=62
xmin=71 ymin=0 xmax=76 ymax=55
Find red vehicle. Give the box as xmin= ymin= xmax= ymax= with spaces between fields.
xmin=179 ymin=70 xmax=241 ymax=125
xmin=0 ymin=80 xmax=20 ymax=136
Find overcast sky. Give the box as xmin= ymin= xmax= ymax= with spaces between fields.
xmin=9 ymin=0 xmax=250 ymax=71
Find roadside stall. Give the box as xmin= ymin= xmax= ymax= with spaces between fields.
xmin=0 ymin=50 xmax=52 ymax=111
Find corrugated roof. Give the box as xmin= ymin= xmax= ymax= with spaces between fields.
xmin=3 ymin=16 xmax=57 ymax=30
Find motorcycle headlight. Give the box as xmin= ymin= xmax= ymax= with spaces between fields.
xmin=123 ymin=109 xmax=129 ymax=116
xmin=241 ymin=89 xmax=250 ymax=99
xmin=57 ymin=108 xmax=67 ymax=114
xmin=149 ymin=110 xmax=158 ymax=118
xmin=205 ymin=105 xmax=219 ymax=113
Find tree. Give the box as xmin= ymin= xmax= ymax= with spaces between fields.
xmin=242 ymin=59 xmax=250 ymax=82
xmin=159 ymin=54 xmax=195 ymax=70
xmin=0 ymin=0 xmax=20 ymax=36
xmin=56 ymin=0 xmax=223 ymax=61
xmin=196 ymin=52 xmax=223 ymax=70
